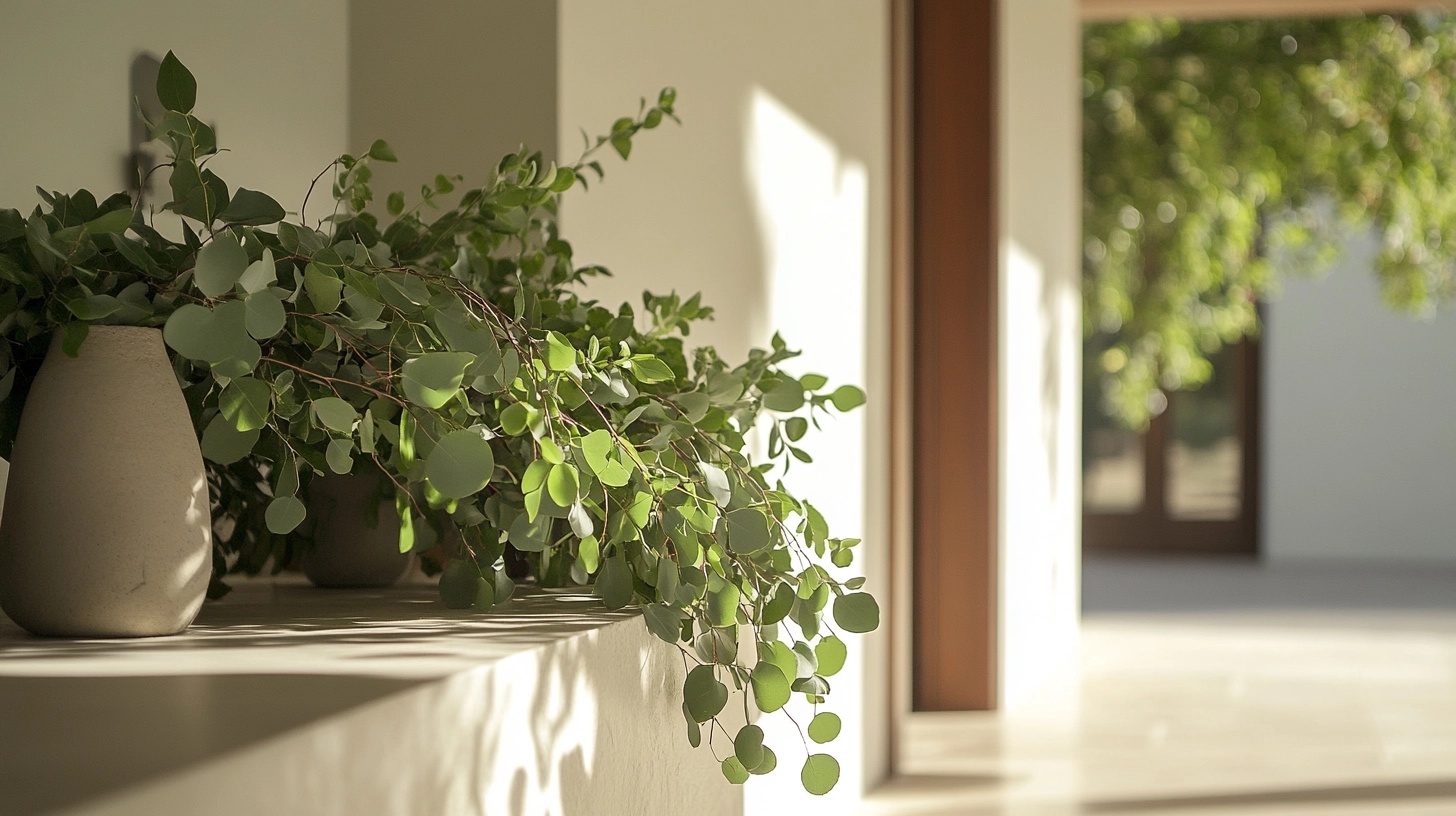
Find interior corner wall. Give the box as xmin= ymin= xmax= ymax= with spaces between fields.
xmin=0 ymin=0 xmax=350 ymax=495
xmin=557 ymin=0 xmax=891 ymax=806
xmin=998 ymin=0 xmax=1083 ymax=708
xmin=0 ymin=1 xmax=348 ymax=214
xmin=1263 ymin=229 xmax=1456 ymax=563
xmin=348 ymin=0 xmax=558 ymax=201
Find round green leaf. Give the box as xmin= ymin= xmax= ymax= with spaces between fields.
xmin=793 ymin=675 xmax=831 ymax=696
xmin=686 ymin=714 xmax=702 ymax=748
xmin=762 ymin=379 xmax=805 ymax=412
xmin=750 ymin=662 xmax=791 ymax=713
xmin=402 ymin=352 xmax=474 ymax=409
xmin=642 ymin=604 xmax=683 ymax=643
xmin=750 ymin=746 xmax=778 ymax=776
xmin=707 ymin=581 xmax=740 ymax=629
xmin=219 ymin=377 xmax=271 ymax=432
xmin=567 ymin=500 xmax=594 ymax=539
xmin=581 ymin=429 xmax=615 ymax=476
xmin=211 ymin=301 xmax=258 ymax=361
xmin=799 ymin=373 xmax=829 ymax=391
xmin=808 ymin=712 xmax=842 ymax=744
xmin=801 ymin=754 xmax=840 ymax=795
xmin=244 ymin=290 xmax=286 ymax=339
xmin=264 ymin=496 xmax=306 ymax=535
xmin=816 ymin=635 xmax=848 ymax=677
xmin=762 ymin=583 xmax=795 ymax=625
xmin=521 ymin=459 xmax=551 ymax=495
xmin=368 ymin=139 xmax=397 ymax=162
xmin=194 ymin=232 xmax=248 ymax=298
xmin=424 ymin=429 xmax=496 ymax=499
xmin=597 ymin=460 xmax=631 ymax=488
xmin=720 ymin=756 xmax=749 ymax=785
xmin=596 ymin=555 xmax=633 ymax=609
xmin=785 ymin=416 xmax=809 ymax=442
xmin=683 ymin=664 xmax=728 ymax=723
xmin=220 ymin=188 xmax=285 ymax=227
xmin=577 ymin=534 xmax=600 ymax=573
xmin=473 ymin=574 xmax=496 ymax=610
xmin=200 ymin=413 xmax=259 ymax=465
xmin=546 ymin=462 xmax=579 ymax=506
xmin=792 ymin=641 xmax=819 ymax=678
xmin=500 ymin=402 xmax=531 ymax=436
xmin=433 ymin=308 xmax=500 ymax=361
xmin=326 ymin=438 xmax=354 ymax=475
xmin=545 ymin=330 xmax=576 ymax=371
xmin=303 ymin=263 xmax=342 ymax=313
xmin=66 ymin=294 xmax=122 ymax=321
xmin=832 ymin=592 xmax=880 ymax=634
xmin=163 ymin=303 xmax=225 ymax=362
xmin=237 ymin=248 xmax=276 ymax=293
xmin=696 ymin=461 xmax=731 ymax=506
xmin=734 ymin=725 xmax=765 ymax=770
xmin=539 ymin=436 xmax=565 ymax=465
xmin=492 ymin=569 xmax=515 ymax=608
xmin=156 ymin=51 xmax=196 ymax=113
xmin=655 ymin=558 xmax=679 ymax=604
xmin=725 ymin=508 xmax=770 ymax=554
xmin=396 ymin=501 xmax=415 ymax=553
xmin=628 ymin=357 xmax=674 ymax=384
xmin=439 ymin=559 xmax=479 ymax=609
xmin=694 ymin=628 xmax=738 ymax=664
xmin=311 ymin=397 xmax=358 ymax=433
xmin=829 ymin=384 xmax=867 ymax=412
xmin=508 ymin=512 xmax=552 ymax=552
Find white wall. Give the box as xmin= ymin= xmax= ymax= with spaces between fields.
xmin=1264 ymin=230 xmax=1456 ymax=562
xmin=557 ymin=0 xmax=891 ymax=806
xmin=0 ymin=1 xmax=348 ymax=215
xmin=998 ymin=0 xmax=1083 ymax=707
xmin=349 ymin=0 xmax=558 ymax=200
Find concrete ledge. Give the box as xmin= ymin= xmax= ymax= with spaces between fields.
xmin=0 ymin=579 xmax=739 ymax=816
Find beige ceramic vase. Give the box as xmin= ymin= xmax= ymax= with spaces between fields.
xmin=301 ymin=473 xmax=409 ymax=588
xmin=0 ymin=326 xmax=211 ymax=637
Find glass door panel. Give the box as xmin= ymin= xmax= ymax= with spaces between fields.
xmin=1167 ymin=347 xmax=1242 ymax=520
xmin=1082 ymin=339 xmax=1258 ymax=555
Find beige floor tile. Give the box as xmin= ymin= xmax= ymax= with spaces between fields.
xmin=866 ymin=560 xmax=1456 ymax=816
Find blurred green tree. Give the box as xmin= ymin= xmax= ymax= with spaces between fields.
xmin=1084 ymin=13 xmax=1456 ymax=428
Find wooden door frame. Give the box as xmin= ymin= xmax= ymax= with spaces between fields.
xmin=898 ymin=0 xmax=999 ymax=714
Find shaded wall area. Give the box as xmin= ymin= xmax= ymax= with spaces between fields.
xmin=1264 ymin=229 xmax=1456 ymax=562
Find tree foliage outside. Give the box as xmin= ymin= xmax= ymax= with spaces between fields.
xmin=1084 ymin=12 xmax=1456 ymax=428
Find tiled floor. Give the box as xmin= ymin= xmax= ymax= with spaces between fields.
xmin=864 ymin=557 xmax=1456 ymax=815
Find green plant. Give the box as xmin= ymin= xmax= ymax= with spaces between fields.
xmin=0 ymin=53 xmax=874 ymax=794
xmin=1085 ymin=13 xmax=1456 ymax=427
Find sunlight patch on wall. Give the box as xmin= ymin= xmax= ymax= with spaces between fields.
xmin=743 ymin=85 xmax=871 ymax=804
xmin=1001 ymin=240 xmax=1081 ymax=713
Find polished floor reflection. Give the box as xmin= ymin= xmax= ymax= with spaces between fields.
xmin=867 ymin=557 xmax=1456 ymax=815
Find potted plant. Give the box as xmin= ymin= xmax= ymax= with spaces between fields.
xmin=0 ymin=53 xmax=878 ymax=795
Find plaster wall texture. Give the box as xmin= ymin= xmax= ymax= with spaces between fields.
xmin=0 ymin=0 xmax=348 ymax=213
xmin=998 ymin=0 xmax=1084 ymax=709
xmin=1264 ymin=229 xmax=1456 ymax=562
xmin=557 ymin=0 xmax=892 ymax=806
xmin=349 ymin=0 xmax=559 ymax=200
